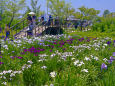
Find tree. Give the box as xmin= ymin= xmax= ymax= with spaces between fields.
xmin=47 ymin=0 xmax=75 ymax=24
xmin=103 ymin=10 xmax=110 ymax=17
xmin=4 ymin=0 xmax=26 ymax=27
xmin=0 ymin=0 xmax=6 ymax=15
xmin=0 ymin=0 xmax=7 ymax=23
xmin=74 ymin=6 xmax=100 ymax=31
xmin=25 ymin=0 xmax=41 ymax=17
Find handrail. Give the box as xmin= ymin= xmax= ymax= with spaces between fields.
xmin=34 ymin=20 xmax=48 ymax=36
xmin=10 ymin=18 xmax=26 ymax=29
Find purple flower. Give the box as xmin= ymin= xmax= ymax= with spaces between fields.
xmin=81 ymin=38 xmax=84 ymax=40
xmin=10 ymin=56 xmax=16 ymax=59
xmin=86 ymin=39 xmax=90 ymax=42
xmin=24 ymin=49 xmax=27 ymax=52
xmin=108 ymin=56 xmax=115 ymax=64
xmin=21 ymin=52 xmax=25 ymax=55
xmin=50 ymin=45 xmax=54 ymax=48
xmin=0 ymin=62 xmax=4 ymax=65
xmin=5 ymin=37 xmax=7 ymax=41
xmin=108 ymin=59 xmax=113 ymax=64
xmin=40 ymin=49 xmax=45 ymax=51
xmin=1 ymin=36 xmax=5 ymax=39
xmin=31 ymin=46 xmax=35 ymax=50
xmin=50 ymin=50 xmax=52 ymax=52
xmin=101 ymin=63 xmax=107 ymax=70
xmin=113 ymin=40 xmax=115 ymax=43
xmin=17 ymin=56 xmax=23 ymax=59
xmin=34 ymin=50 xmax=37 ymax=53
xmin=110 ymin=56 xmax=115 ymax=60
xmin=113 ymin=52 xmax=115 ymax=56
xmin=59 ymin=45 xmax=62 ymax=47
xmin=93 ymin=38 xmax=97 ymax=40
xmin=107 ymin=41 xmax=111 ymax=45
xmin=15 ymin=37 xmax=17 ymax=39
xmin=34 ymin=54 xmax=38 ymax=56
xmin=69 ymin=38 xmax=74 ymax=41
xmin=61 ymin=42 xmax=65 ymax=45
xmin=78 ymin=39 xmax=82 ymax=42
xmin=0 ymin=56 xmax=2 ymax=58
xmin=37 ymin=50 xmax=40 ymax=53
xmin=63 ymin=48 xmax=66 ymax=51
xmin=53 ymin=42 xmax=57 ymax=44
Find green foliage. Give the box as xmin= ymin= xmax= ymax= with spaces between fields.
xmin=92 ymin=17 xmax=115 ymax=32
xmin=25 ymin=0 xmax=41 ymax=17
xmin=74 ymin=6 xmax=100 ymax=31
xmin=23 ymin=64 xmax=49 ymax=86
xmin=0 ymin=0 xmax=26 ymax=29
xmin=47 ymin=0 xmax=75 ymax=24
xmin=103 ymin=10 xmax=110 ymax=17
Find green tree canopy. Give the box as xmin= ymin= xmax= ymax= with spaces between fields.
xmin=47 ymin=0 xmax=75 ymax=18
xmin=74 ymin=6 xmax=100 ymax=30
xmin=1 ymin=0 xmax=26 ymax=27
xmin=103 ymin=10 xmax=110 ymax=17
xmin=25 ymin=0 xmax=41 ymax=17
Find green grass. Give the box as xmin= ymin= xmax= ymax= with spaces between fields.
xmin=66 ymin=29 xmax=115 ymax=40
xmin=0 ymin=29 xmax=21 ymax=37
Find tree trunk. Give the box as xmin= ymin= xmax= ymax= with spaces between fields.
xmin=8 ymin=12 xmax=15 ymax=27
xmin=80 ymin=21 xmax=83 ymax=31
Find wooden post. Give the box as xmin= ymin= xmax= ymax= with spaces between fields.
xmin=35 ymin=27 xmax=36 ymax=37
xmin=16 ymin=26 xmax=18 ymax=34
xmin=23 ymin=20 xmax=24 ymax=29
xmin=11 ymin=28 xmax=13 ymax=37
xmin=0 ymin=43 xmax=1 ymax=55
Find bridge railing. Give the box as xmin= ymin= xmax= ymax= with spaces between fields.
xmin=10 ymin=18 xmax=27 ymax=37
xmin=12 ymin=17 xmax=64 ymax=38
xmin=34 ymin=20 xmax=49 ymax=36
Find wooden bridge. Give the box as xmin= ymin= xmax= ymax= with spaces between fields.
xmin=10 ymin=18 xmax=63 ymax=39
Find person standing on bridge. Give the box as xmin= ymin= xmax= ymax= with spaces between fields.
xmin=27 ymin=12 xmax=35 ymax=37
xmin=27 ymin=14 xmax=32 ymax=24
xmin=5 ymin=24 xmax=10 ymax=38
xmin=32 ymin=14 xmax=36 ymax=27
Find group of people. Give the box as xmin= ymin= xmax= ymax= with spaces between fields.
xmin=0 ymin=13 xmax=60 ymax=39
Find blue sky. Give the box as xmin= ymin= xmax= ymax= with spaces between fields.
xmin=26 ymin=0 xmax=115 ymax=16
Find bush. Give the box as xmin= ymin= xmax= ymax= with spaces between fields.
xmin=92 ymin=17 xmax=115 ymax=32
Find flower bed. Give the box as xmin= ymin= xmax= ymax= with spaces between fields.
xmin=0 ymin=34 xmax=115 ymax=86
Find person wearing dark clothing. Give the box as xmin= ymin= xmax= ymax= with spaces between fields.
xmin=32 ymin=15 xmax=36 ymax=20
xmin=27 ymin=14 xmax=32 ymax=24
xmin=27 ymin=14 xmax=34 ymax=37
xmin=32 ymin=14 xmax=36 ymax=27
xmin=41 ymin=16 xmax=45 ymax=25
xmin=48 ymin=15 xmax=53 ymax=26
xmin=75 ymin=22 xmax=79 ymax=29
xmin=5 ymin=24 xmax=10 ymax=38
xmin=27 ymin=22 xmax=34 ymax=37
